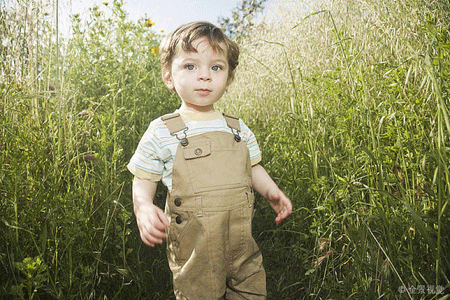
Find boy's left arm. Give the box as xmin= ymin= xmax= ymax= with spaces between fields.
xmin=251 ymin=164 xmax=293 ymax=224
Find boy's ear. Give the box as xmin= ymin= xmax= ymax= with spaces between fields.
xmin=162 ymin=69 xmax=174 ymax=90
xmin=226 ymin=74 xmax=234 ymax=88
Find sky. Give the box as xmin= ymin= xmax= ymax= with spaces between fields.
xmin=59 ymin=0 xmax=276 ymax=34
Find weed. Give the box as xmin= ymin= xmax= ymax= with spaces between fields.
xmin=220 ymin=0 xmax=450 ymax=298
xmin=2 ymin=0 xmax=450 ymax=299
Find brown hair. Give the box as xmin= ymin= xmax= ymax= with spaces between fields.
xmin=159 ymin=21 xmax=239 ymax=81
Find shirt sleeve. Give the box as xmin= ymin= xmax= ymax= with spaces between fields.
xmin=240 ymin=120 xmax=262 ymax=166
xmin=127 ymin=122 xmax=164 ymax=181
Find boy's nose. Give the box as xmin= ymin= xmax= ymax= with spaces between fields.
xmin=198 ymin=68 xmax=211 ymax=81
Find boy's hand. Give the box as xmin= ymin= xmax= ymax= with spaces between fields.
xmin=251 ymin=164 xmax=293 ymax=224
xmin=135 ymin=201 xmax=170 ymax=247
xmin=267 ymin=188 xmax=293 ymax=224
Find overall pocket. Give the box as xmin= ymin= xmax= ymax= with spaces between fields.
xmin=167 ymin=211 xmax=202 ymax=262
xmin=182 ymin=138 xmax=250 ymax=194
xmin=227 ymin=191 xmax=259 ymax=260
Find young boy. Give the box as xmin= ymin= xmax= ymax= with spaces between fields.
xmin=128 ymin=21 xmax=292 ymax=300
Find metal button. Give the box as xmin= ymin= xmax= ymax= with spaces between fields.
xmin=180 ymin=137 xmax=189 ymax=147
xmin=175 ymin=215 xmax=183 ymax=224
xmin=194 ymin=148 xmax=203 ymax=156
xmin=234 ymin=134 xmax=241 ymax=142
xmin=174 ymin=198 xmax=182 ymax=207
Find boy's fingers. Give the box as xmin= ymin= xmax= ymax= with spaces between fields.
xmin=156 ymin=208 xmax=170 ymax=228
xmin=141 ymin=233 xmax=160 ymax=247
xmin=145 ymin=218 xmax=167 ymax=238
xmin=284 ymin=199 xmax=293 ymax=214
xmin=135 ymin=204 xmax=171 ymax=247
xmin=274 ymin=195 xmax=293 ymax=224
xmin=150 ymin=217 xmax=166 ymax=232
xmin=141 ymin=225 xmax=166 ymax=245
xmin=275 ymin=210 xmax=286 ymax=224
xmin=148 ymin=207 xmax=169 ymax=231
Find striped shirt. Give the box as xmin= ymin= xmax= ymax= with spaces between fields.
xmin=127 ymin=110 xmax=261 ymax=190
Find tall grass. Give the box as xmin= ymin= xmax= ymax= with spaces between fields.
xmin=1 ymin=0 xmax=449 ymax=298
xmin=220 ymin=0 xmax=450 ymax=298
xmin=1 ymin=0 xmax=178 ymax=299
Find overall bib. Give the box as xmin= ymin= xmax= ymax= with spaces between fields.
xmin=162 ymin=113 xmax=267 ymax=300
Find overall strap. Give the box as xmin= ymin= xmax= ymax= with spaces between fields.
xmin=222 ymin=113 xmax=242 ymax=142
xmin=161 ymin=113 xmax=189 ymax=146
xmin=222 ymin=112 xmax=241 ymax=132
xmin=161 ymin=113 xmax=188 ymax=135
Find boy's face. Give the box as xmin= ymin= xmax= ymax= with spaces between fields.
xmin=164 ymin=37 xmax=231 ymax=113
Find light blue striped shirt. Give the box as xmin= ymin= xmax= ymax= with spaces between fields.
xmin=127 ymin=110 xmax=261 ymax=190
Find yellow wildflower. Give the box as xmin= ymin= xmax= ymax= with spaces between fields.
xmin=145 ymin=19 xmax=155 ymax=28
xmin=102 ymin=2 xmax=109 ymax=5
xmin=151 ymin=47 xmax=159 ymax=55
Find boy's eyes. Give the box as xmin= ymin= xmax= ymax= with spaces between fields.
xmin=184 ymin=64 xmax=223 ymax=71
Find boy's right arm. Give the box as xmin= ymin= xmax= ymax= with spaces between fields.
xmin=132 ymin=176 xmax=170 ymax=247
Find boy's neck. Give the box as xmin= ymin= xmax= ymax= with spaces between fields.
xmin=177 ymin=108 xmax=222 ymax=122
xmin=179 ymin=103 xmax=215 ymax=114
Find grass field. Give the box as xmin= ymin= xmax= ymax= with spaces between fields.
xmin=1 ymin=0 xmax=449 ymax=299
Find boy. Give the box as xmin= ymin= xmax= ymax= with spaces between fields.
xmin=128 ymin=21 xmax=292 ymax=300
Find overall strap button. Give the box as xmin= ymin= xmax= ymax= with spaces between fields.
xmin=180 ymin=137 xmax=189 ymax=147
xmin=175 ymin=215 xmax=183 ymax=224
xmin=174 ymin=198 xmax=182 ymax=207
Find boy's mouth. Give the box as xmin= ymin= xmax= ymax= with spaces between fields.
xmin=195 ymin=89 xmax=212 ymax=95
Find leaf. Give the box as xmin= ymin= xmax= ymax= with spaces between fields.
xmin=262 ymin=40 xmax=285 ymax=47
xmin=291 ymin=10 xmax=328 ymax=30
xmin=305 ymin=268 xmax=315 ymax=276
xmin=379 ymin=189 xmax=436 ymax=251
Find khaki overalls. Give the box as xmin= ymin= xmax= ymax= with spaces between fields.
xmin=162 ymin=112 xmax=266 ymax=300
